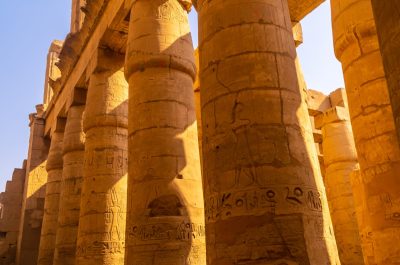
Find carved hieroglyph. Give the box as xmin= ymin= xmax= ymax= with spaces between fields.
xmin=331 ymin=0 xmax=400 ymax=263
xmin=317 ymin=106 xmax=364 ymax=265
xmin=75 ymin=49 xmax=128 ymax=265
xmin=197 ymin=0 xmax=340 ymax=264
xmin=125 ymin=1 xmax=206 ymax=264
xmin=37 ymin=132 xmax=64 ymax=265
xmin=53 ymin=106 xmax=85 ymax=265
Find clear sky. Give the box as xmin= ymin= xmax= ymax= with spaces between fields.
xmin=0 ymin=1 xmax=344 ymax=190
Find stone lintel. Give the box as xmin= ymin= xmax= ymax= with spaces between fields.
xmin=315 ymin=106 xmax=349 ymax=129
xmin=288 ymin=0 xmax=325 ymax=22
xmin=44 ymin=0 xmax=125 ymax=135
xmin=307 ymin=89 xmax=331 ymax=116
xmin=191 ymin=0 xmax=325 ymax=21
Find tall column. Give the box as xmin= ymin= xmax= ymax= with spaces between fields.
xmin=75 ymin=49 xmax=127 ymax=265
xmin=316 ymin=106 xmax=364 ymax=265
xmin=198 ymin=0 xmax=340 ymax=264
xmin=331 ymin=0 xmax=400 ymax=263
xmin=17 ymin=107 xmax=50 ymax=265
xmin=125 ymin=1 xmax=206 ymax=264
xmin=53 ymin=105 xmax=85 ymax=265
xmin=370 ymin=0 xmax=400 ymax=143
xmin=37 ymin=130 xmax=64 ymax=265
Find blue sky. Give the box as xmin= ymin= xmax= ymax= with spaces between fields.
xmin=0 ymin=1 xmax=343 ymax=189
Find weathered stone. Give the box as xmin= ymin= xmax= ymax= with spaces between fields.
xmin=43 ymin=41 xmax=63 ymax=107
xmin=197 ymin=0 xmax=340 ymax=264
xmin=125 ymin=1 xmax=206 ymax=264
xmin=53 ymin=105 xmax=85 ymax=265
xmin=0 ymin=163 xmax=26 ymax=264
xmin=316 ymin=104 xmax=364 ymax=265
xmin=288 ymin=0 xmax=324 ymax=21
xmin=71 ymin=0 xmax=86 ymax=33
xmin=292 ymin=21 xmax=304 ymax=47
xmin=16 ymin=112 xmax=50 ymax=265
xmin=37 ymin=130 xmax=64 ymax=265
xmin=371 ymin=0 xmax=400 ymax=145
xmin=75 ymin=48 xmax=127 ymax=265
xmin=331 ymin=0 xmax=400 ymax=263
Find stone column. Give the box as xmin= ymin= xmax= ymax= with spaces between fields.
xmin=17 ymin=106 xmax=50 ymax=265
xmin=370 ymin=0 xmax=400 ymax=143
xmin=331 ymin=0 xmax=400 ymax=263
xmin=53 ymin=105 xmax=85 ymax=265
xmin=316 ymin=106 xmax=364 ymax=265
xmin=125 ymin=1 xmax=206 ymax=264
xmin=75 ymin=49 xmax=127 ymax=265
xmin=198 ymin=0 xmax=340 ymax=264
xmin=37 ymin=130 xmax=64 ymax=265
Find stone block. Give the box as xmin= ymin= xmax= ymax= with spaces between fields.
xmin=288 ymin=0 xmax=325 ymax=21
xmin=314 ymin=106 xmax=350 ymax=129
xmin=307 ymin=89 xmax=331 ymax=116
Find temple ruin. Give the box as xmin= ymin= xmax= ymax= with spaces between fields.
xmin=1 ymin=0 xmax=400 ymax=264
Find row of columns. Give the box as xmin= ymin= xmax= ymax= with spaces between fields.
xmin=331 ymin=0 xmax=400 ymax=264
xmin=25 ymin=0 xmax=400 ymax=265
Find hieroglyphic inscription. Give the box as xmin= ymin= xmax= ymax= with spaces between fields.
xmin=381 ymin=193 xmax=400 ymax=222
xmin=128 ymin=221 xmax=206 ymax=243
xmin=76 ymin=241 xmax=124 ymax=257
xmin=105 ymin=188 xmax=125 ymax=241
xmin=84 ymin=149 xmax=128 ymax=171
xmin=205 ymin=186 xmax=323 ymax=222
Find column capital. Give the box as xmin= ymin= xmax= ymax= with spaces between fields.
xmin=315 ymin=106 xmax=350 ymax=129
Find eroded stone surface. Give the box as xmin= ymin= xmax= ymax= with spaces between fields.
xmin=125 ymin=1 xmax=206 ymax=264
xmin=316 ymin=103 xmax=364 ymax=265
xmin=0 ymin=162 xmax=26 ymax=264
xmin=17 ymin=111 xmax=50 ymax=265
xmin=198 ymin=0 xmax=340 ymax=264
xmin=371 ymin=0 xmax=400 ymax=145
xmin=37 ymin=131 xmax=64 ymax=265
xmin=75 ymin=49 xmax=128 ymax=265
xmin=331 ymin=0 xmax=400 ymax=263
xmin=53 ymin=105 xmax=85 ymax=265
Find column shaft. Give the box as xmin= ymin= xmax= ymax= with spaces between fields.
xmin=125 ymin=1 xmax=206 ymax=264
xmin=318 ymin=106 xmax=364 ymax=265
xmin=17 ymin=113 xmax=50 ymax=265
xmin=198 ymin=0 xmax=339 ymax=264
xmin=75 ymin=50 xmax=128 ymax=265
xmin=370 ymin=0 xmax=400 ymax=143
xmin=37 ymin=132 xmax=64 ymax=265
xmin=53 ymin=105 xmax=85 ymax=265
xmin=331 ymin=0 xmax=400 ymax=263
